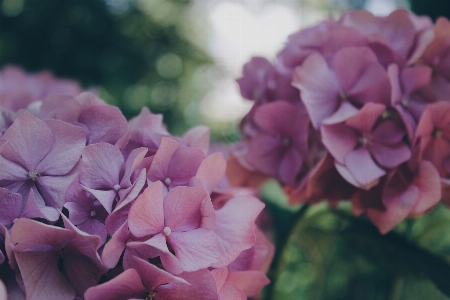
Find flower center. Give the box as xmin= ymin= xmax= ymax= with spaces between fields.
xmin=401 ymin=96 xmax=410 ymax=108
xmin=281 ymin=137 xmax=292 ymax=147
xmin=28 ymin=171 xmax=41 ymax=181
xmin=164 ymin=177 xmax=172 ymax=186
xmin=434 ymin=129 xmax=443 ymax=138
xmin=90 ymin=210 xmax=96 ymax=217
xmin=162 ymin=226 xmax=171 ymax=237
xmin=113 ymin=184 xmax=121 ymax=192
xmin=146 ymin=291 xmax=156 ymax=300
xmin=359 ymin=133 xmax=372 ymax=148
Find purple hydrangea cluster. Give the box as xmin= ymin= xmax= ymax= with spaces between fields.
xmin=0 ymin=69 xmax=273 ymax=299
xmin=231 ymin=9 xmax=450 ymax=234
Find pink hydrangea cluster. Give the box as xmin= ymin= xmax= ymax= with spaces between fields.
xmin=0 ymin=68 xmax=272 ymax=299
xmin=231 ymin=8 xmax=450 ymax=234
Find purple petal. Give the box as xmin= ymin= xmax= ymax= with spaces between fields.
xmin=78 ymin=105 xmax=128 ymax=145
xmin=1 ymin=112 xmax=53 ymax=170
xmin=101 ymin=221 xmax=129 ymax=269
xmin=36 ymin=120 xmax=86 ymax=176
xmin=0 ymin=188 xmax=22 ymax=227
xmin=344 ymin=148 xmax=386 ymax=189
xmin=371 ymin=142 xmax=411 ymax=168
xmin=80 ymin=143 xmax=123 ymax=190
xmin=193 ymin=153 xmax=227 ymax=193
xmin=292 ymin=53 xmax=341 ymax=128
xmin=128 ymin=182 xmax=165 ymax=238
xmin=321 ymin=123 xmax=358 ymax=164
xmin=148 ymin=137 xmax=180 ymax=181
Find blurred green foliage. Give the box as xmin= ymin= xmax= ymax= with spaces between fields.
xmin=0 ymin=0 xmax=212 ymax=134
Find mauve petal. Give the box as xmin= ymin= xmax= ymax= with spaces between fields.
xmin=253 ymin=101 xmax=299 ymax=136
xmin=345 ymin=103 xmax=386 ymax=133
xmin=62 ymin=252 xmax=103 ymax=297
xmin=211 ymin=267 xmax=228 ymax=291
xmin=80 ymin=143 xmax=123 ymax=190
xmin=371 ymin=142 xmax=411 ymax=168
xmin=116 ymin=168 xmax=146 ymax=211
xmin=78 ymin=219 xmax=107 ymax=246
xmin=79 ymin=105 xmax=128 ymax=145
xmin=292 ymin=53 xmax=341 ymax=129
xmin=0 ymin=188 xmax=22 ymax=226
xmin=371 ymin=120 xmax=405 ymax=145
xmin=401 ymin=65 xmax=432 ymax=95
xmin=101 ymin=221 xmax=129 ymax=269
xmin=164 ymin=187 xmax=208 ymax=232
xmin=343 ymin=148 xmax=386 ymax=189
xmin=182 ymin=125 xmax=210 ymax=155
xmin=105 ymin=202 xmax=131 ymax=235
xmin=278 ymin=147 xmax=303 ymax=186
xmin=120 ymin=147 xmax=148 ymax=188
xmin=36 ymin=120 xmax=86 ymax=175
xmin=333 ymin=47 xmax=379 ymax=91
xmin=61 ymin=215 xmax=105 ymax=269
xmin=322 ymin=101 xmax=359 ymax=125
xmin=167 ymin=147 xmax=205 ymax=187
xmin=22 ymin=189 xmax=60 ymax=222
xmin=212 ymin=196 xmax=264 ymax=268
xmin=148 ymin=137 xmax=180 ymax=181
xmin=65 ymin=202 xmax=89 ymax=225
xmin=227 ymin=270 xmax=270 ymax=297
xmin=0 ymin=157 xmax=28 ymax=195
xmin=84 ymin=268 xmax=147 ymax=300
xmin=1 ymin=112 xmax=53 ymax=170
xmin=369 ymin=185 xmax=419 ymax=234
xmin=37 ymin=173 xmax=77 ymax=210
xmin=321 ymin=123 xmax=358 ymax=164
xmin=218 ymin=282 xmax=246 ymax=300
xmin=11 ymin=218 xmax=75 ymax=252
xmin=0 ymin=280 xmax=6 ymax=300
xmin=132 ymin=256 xmax=188 ymax=292
xmin=129 ymin=182 xmax=165 ymax=238
xmin=410 ymin=161 xmax=441 ymax=214
xmin=15 ymin=250 xmax=76 ymax=300
xmin=193 ymin=153 xmax=227 ymax=193
xmin=156 ymin=269 xmax=219 ymax=300
xmin=246 ymin=133 xmax=284 ymax=176
xmin=168 ymin=229 xmax=219 ymax=271
xmin=82 ymin=186 xmax=117 ymax=214
xmin=422 ymin=138 xmax=450 ymax=168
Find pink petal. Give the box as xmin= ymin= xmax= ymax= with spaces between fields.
xmin=131 ymin=256 xmax=188 ymax=292
xmin=84 ymin=268 xmax=147 ymax=300
xmin=182 ymin=125 xmax=210 ymax=155
xmin=218 ymin=282 xmax=246 ymax=300
xmin=193 ymin=153 xmax=227 ymax=193
xmin=164 ymin=186 xmax=210 ymax=232
xmin=167 ymin=147 xmax=205 ymax=186
xmin=227 ymin=270 xmax=270 ymax=297
xmin=410 ymin=160 xmax=441 ymax=214
xmin=212 ymin=195 xmax=264 ymax=268
xmin=156 ymin=269 xmax=219 ymax=300
xmin=168 ymin=229 xmax=219 ymax=271
xmin=128 ymin=182 xmax=165 ymax=238
xmin=148 ymin=137 xmax=180 ymax=181
xmin=278 ymin=147 xmax=303 ymax=186
xmin=101 ymin=220 xmax=129 ymax=268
